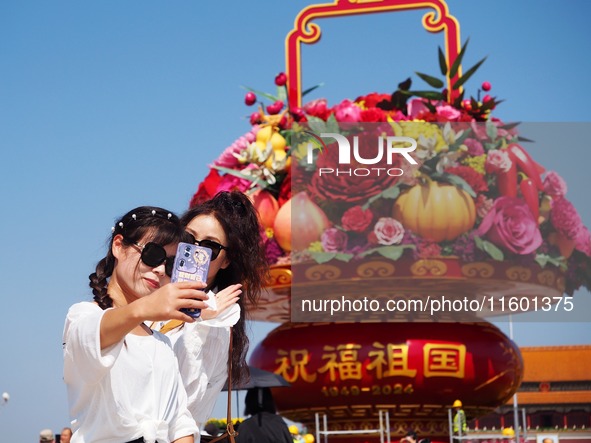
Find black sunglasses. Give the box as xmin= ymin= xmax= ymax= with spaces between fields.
xmin=132 ymin=242 xmax=175 ymax=277
xmin=185 ymin=233 xmax=228 ymax=261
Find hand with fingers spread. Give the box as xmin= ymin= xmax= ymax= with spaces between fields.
xmin=200 ymin=284 xmax=242 ymax=321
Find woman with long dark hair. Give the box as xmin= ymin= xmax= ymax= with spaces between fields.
xmin=155 ymin=191 xmax=269 ymax=430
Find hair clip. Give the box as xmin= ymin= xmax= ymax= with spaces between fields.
xmin=152 ymin=210 xmax=156 ymax=216
xmin=132 ymin=214 xmax=137 ymax=220
xmin=118 ymin=222 xmax=124 ymax=228
xmin=167 ymin=213 xmax=172 ymax=219
xmin=111 ymin=226 xmax=115 ymax=233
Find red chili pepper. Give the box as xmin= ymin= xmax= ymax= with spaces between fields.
xmin=520 ymin=178 xmax=539 ymax=221
xmin=497 ymin=150 xmax=518 ymax=197
xmin=508 ymin=143 xmax=544 ymax=190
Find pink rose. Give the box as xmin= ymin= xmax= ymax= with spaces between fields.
xmin=321 ymin=228 xmax=348 ymax=252
xmin=407 ymin=98 xmax=432 ymax=119
xmin=373 ymin=217 xmax=405 ymax=245
xmin=435 ymin=105 xmax=461 ymax=121
xmin=477 ymin=196 xmax=542 ymax=255
xmin=341 ymin=206 xmax=374 ymax=232
xmin=303 ymin=98 xmax=331 ymax=120
xmin=333 ymin=99 xmax=362 ymax=122
xmin=464 ymin=138 xmax=485 ymax=156
xmin=485 ymin=149 xmax=512 ymax=174
xmin=543 ymin=171 xmax=568 ymax=198
xmin=551 ymin=197 xmax=583 ymax=240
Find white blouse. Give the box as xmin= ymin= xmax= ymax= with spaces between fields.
xmin=153 ymin=290 xmax=239 ymax=431
xmin=63 ymin=302 xmax=199 ymax=443
xmin=170 ymin=322 xmax=231 ymax=430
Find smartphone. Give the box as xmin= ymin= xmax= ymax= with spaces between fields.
xmin=171 ymin=242 xmax=212 ymax=318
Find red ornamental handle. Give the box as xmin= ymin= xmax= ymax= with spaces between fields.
xmin=285 ymin=0 xmax=462 ymax=108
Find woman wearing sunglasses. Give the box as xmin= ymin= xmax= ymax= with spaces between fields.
xmin=154 ymin=191 xmax=268 ymax=431
xmin=63 ymin=206 xmax=208 ymax=443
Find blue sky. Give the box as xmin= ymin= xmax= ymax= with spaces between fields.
xmin=1 ymin=1 xmax=590 ymax=440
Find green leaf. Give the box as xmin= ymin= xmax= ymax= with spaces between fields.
xmin=377 ymin=246 xmax=407 ymax=261
xmin=449 ymin=38 xmax=470 ymax=79
xmin=423 ymin=100 xmax=437 ymax=113
xmin=308 ymin=251 xmax=353 ymax=264
xmin=404 ymin=90 xmax=446 ymax=100
xmin=479 ymin=97 xmax=503 ymax=113
xmin=438 ymin=46 xmax=448 ymax=76
xmin=449 ymin=127 xmax=473 ymax=150
xmin=452 ymin=89 xmax=465 ymax=108
xmin=452 ymin=56 xmax=488 ymax=90
xmin=360 ymin=245 xmax=414 ymax=260
xmin=241 ymin=85 xmax=278 ymax=102
xmin=276 ymin=86 xmax=287 ymax=103
xmin=211 ymin=165 xmax=269 ymax=189
xmin=361 ymin=184 xmax=401 ymax=210
xmin=431 ymin=172 xmax=476 ymax=198
xmin=325 ymin=114 xmax=340 ymax=134
xmin=382 ymin=185 xmax=401 ymax=199
xmin=398 ymin=77 xmax=412 ymax=91
xmin=474 ymin=236 xmax=504 ymax=261
xmin=535 ymin=254 xmax=566 ymax=269
xmin=308 ymin=251 xmax=336 ymax=264
xmin=302 ymin=82 xmax=325 ymax=97
xmin=499 ymin=121 xmax=521 ymax=130
xmin=415 ymin=72 xmax=444 ymax=89
xmin=335 ymin=253 xmax=354 ymax=262
xmin=486 ymin=120 xmax=498 ymax=140
xmin=306 ymin=115 xmax=328 ymax=134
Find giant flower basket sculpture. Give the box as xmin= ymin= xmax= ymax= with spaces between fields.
xmin=189 ymin=1 xmax=591 ymax=440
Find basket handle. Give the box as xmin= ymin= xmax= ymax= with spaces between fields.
xmin=285 ymin=0 xmax=462 ymax=108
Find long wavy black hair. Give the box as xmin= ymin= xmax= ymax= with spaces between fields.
xmin=89 ymin=206 xmax=185 ymax=309
xmin=180 ymin=191 xmax=269 ymax=386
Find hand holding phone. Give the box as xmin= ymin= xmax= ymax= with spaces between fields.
xmin=171 ymin=242 xmax=212 ymax=318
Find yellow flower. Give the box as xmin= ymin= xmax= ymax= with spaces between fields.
xmin=308 ymin=241 xmax=323 ymax=252
xmin=390 ymin=121 xmax=447 ymax=153
xmin=461 ymin=154 xmax=486 ymax=174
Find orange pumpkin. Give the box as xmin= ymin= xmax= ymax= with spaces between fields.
xmin=393 ymin=180 xmax=476 ymax=242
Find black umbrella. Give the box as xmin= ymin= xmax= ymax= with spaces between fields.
xmin=223 ymin=366 xmax=291 ymax=391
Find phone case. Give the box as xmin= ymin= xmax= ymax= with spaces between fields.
xmin=171 ymin=242 xmax=212 ymax=318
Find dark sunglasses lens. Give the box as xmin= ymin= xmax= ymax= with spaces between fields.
xmin=185 ymin=233 xmax=196 ymax=244
xmin=198 ymin=240 xmax=222 ymax=261
xmin=141 ymin=242 xmax=167 ymax=267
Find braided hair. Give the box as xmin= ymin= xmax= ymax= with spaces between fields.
xmin=181 ymin=191 xmax=269 ymax=386
xmin=89 ymin=206 xmax=184 ymax=310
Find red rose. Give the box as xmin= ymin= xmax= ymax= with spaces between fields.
xmin=189 ymin=169 xmax=221 ymax=207
xmin=303 ymin=98 xmax=332 ymax=121
xmin=309 ymin=131 xmax=401 ymax=205
xmin=341 ymin=205 xmax=374 ymax=232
